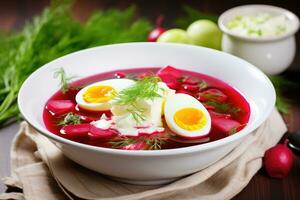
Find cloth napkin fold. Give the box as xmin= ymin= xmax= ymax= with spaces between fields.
xmin=0 ymin=109 xmax=287 ymax=200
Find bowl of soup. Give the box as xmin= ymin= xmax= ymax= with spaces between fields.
xmin=18 ymin=42 xmax=275 ymax=185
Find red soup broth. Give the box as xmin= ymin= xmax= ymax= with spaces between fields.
xmin=43 ymin=67 xmax=250 ymax=150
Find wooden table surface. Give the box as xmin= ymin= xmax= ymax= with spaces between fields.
xmin=1 ymin=0 xmax=300 ymax=199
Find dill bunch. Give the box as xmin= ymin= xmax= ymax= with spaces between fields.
xmin=0 ymin=1 xmax=152 ymax=126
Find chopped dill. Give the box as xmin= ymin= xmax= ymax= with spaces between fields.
xmin=109 ymin=137 xmax=137 ymax=149
xmin=58 ymin=112 xmax=81 ymax=126
xmin=113 ymin=76 xmax=162 ymax=124
xmin=53 ymin=68 xmax=75 ymax=93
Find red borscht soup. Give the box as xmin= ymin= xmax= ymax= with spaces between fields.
xmin=43 ymin=66 xmax=250 ymax=150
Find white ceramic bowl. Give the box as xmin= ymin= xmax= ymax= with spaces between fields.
xmin=18 ymin=43 xmax=275 ymax=185
xmin=219 ymin=5 xmax=299 ymax=75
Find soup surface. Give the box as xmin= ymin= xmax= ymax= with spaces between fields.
xmin=43 ymin=66 xmax=250 ymax=150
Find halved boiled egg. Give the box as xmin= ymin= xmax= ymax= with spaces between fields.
xmin=75 ymin=79 xmax=135 ymax=111
xmin=164 ymin=93 xmax=211 ymax=138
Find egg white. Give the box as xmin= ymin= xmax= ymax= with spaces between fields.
xmin=164 ymin=93 xmax=211 ymax=138
xmin=75 ymin=78 xmax=135 ymax=111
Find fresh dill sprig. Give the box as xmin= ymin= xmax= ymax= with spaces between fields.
xmin=58 ymin=112 xmax=81 ymax=126
xmin=146 ymin=135 xmax=168 ymax=150
xmin=53 ymin=68 xmax=75 ymax=93
xmin=113 ymin=76 xmax=162 ymax=124
xmin=109 ymin=137 xmax=137 ymax=149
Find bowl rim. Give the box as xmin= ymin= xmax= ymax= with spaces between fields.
xmin=218 ymin=4 xmax=300 ymax=42
xmin=18 ymin=42 xmax=276 ymax=156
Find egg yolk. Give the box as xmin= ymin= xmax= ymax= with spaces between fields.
xmin=83 ymin=85 xmax=116 ymax=103
xmin=174 ymin=107 xmax=207 ymax=131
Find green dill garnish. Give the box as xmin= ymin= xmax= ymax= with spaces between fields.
xmin=58 ymin=112 xmax=81 ymax=126
xmin=228 ymin=127 xmax=238 ymax=135
xmin=113 ymin=76 xmax=162 ymax=124
xmin=109 ymin=137 xmax=137 ymax=149
xmin=109 ymin=134 xmax=170 ymax=150
xmin=199 ymin=81 xmax=208 ymax=90
xmin=53 ymin=68 xmax=75 ymax=93
xmin=204 ymin=101 xmax=241 ymax=115
xmin=146 ymin=135 xmax=168 ymax=150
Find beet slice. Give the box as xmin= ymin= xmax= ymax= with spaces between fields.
xmin=89 ymin=125 xmax=118 ymax=139
xmin=157 ymin=65 xmax=182 ymax=84
xmin=199 ymin=89 xmax=228 ymax=102
xmin=211 ymin=118 xmax=241 ymax=134
xmin=46 ymin=100 xmax=75 ymax=115
xmin=60 ymin=124 xmax=91 ymax=138
xmin=209 ymin=111 xmax=231 ymax=119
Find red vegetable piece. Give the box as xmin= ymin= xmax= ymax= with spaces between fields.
xmin=211 ymin=118 xmax=241 ymax=134
xmin=89 ymin=125 xmax=117 ymax=139
xmin=148 ymin=27 xmax=166 ymax=42
xmin=181 ymin=84 xmax=199 ymax=92
xmin=203 ymin=104 xmax=215 ymax=110
xmin=114 ymin=72 xmax=126 ymax=79
xmin=148 ymin=15 xmax=166 ymax=42
xmin=199 ymin=89 xmax=228 ymax=102
xmin=157 ymin=66 xmax=182 ymax=84
xmin=79 ymin=115 xmax=101 ymax=123
xmin=60 ymin=124 xmax=90 ymax=138
xmin=166 ymin=82 xmax=180 ymax=90
xmin=122 ymin=141 xmax=148 ymax=150
xmin=46 ymin=100 xmax=75 ymax=115
xmin=264 ymin=144 xmax=294 ymax=178
xmin=209 ymin=111 xmax=231 ymax=119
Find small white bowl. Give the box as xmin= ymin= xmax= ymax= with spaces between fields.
xmin=219 ymin=5 xmax=299 ymax=75
xmin=18 ymin=43 xmax=275 ymax=185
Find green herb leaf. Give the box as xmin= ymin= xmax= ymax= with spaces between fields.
xmin=0 ymin=2 xmax=152 ymax=126
xmin=109 ymin=137 xmax=137 ymax=149
xmin=175 ymin=5 xmax=218 ymax=29
xmin=58 ymin=112 xmax=81 ymax=126
xmin=113 ymin=76 xmax=162 ymax=124
xmin=54 ymin=68 xmax=75 ymax=93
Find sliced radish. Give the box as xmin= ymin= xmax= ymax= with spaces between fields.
xmin=89 ymin=125 xmax=117 ymax=139
xmin=199 ymin=89 xmax=228 ymax=102
xmin=60 ymin=124 xmax=90 ymax=138
xmin=46 ymin=100 xmax=75 ymax=115
xmin=157 ymin=66 xmax=182 ymax=83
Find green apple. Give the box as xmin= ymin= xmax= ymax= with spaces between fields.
xmin=157 ymin=29 xmax=190 ymax=44
xmin=187 ymin=20 xmax=222 ymax=50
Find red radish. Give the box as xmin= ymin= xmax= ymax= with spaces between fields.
xmin=46 ymin=100 xmax=75 ymax=115
xmin=211 ymin=118 xmax=241 ymax=134
xmin=122 ymin=141 xmax=147 ymax=150
xmin=89 ymin=125 xmax=117 ymax=139
xmin=60 ymin=124 xmax=90 ymax=138
xmin=264 ymin=144 xmax=294 ymax=178
xmin=148 ymin=16 xmax=166 ymax=42
xmin=114 ymin=72 xmax=126 ymax=78
xmin=199 ymin=89 xmax=228 ymax=102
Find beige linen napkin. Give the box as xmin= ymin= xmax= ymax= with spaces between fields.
xmin=1 ymin=109 xmax=287 ymax=200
